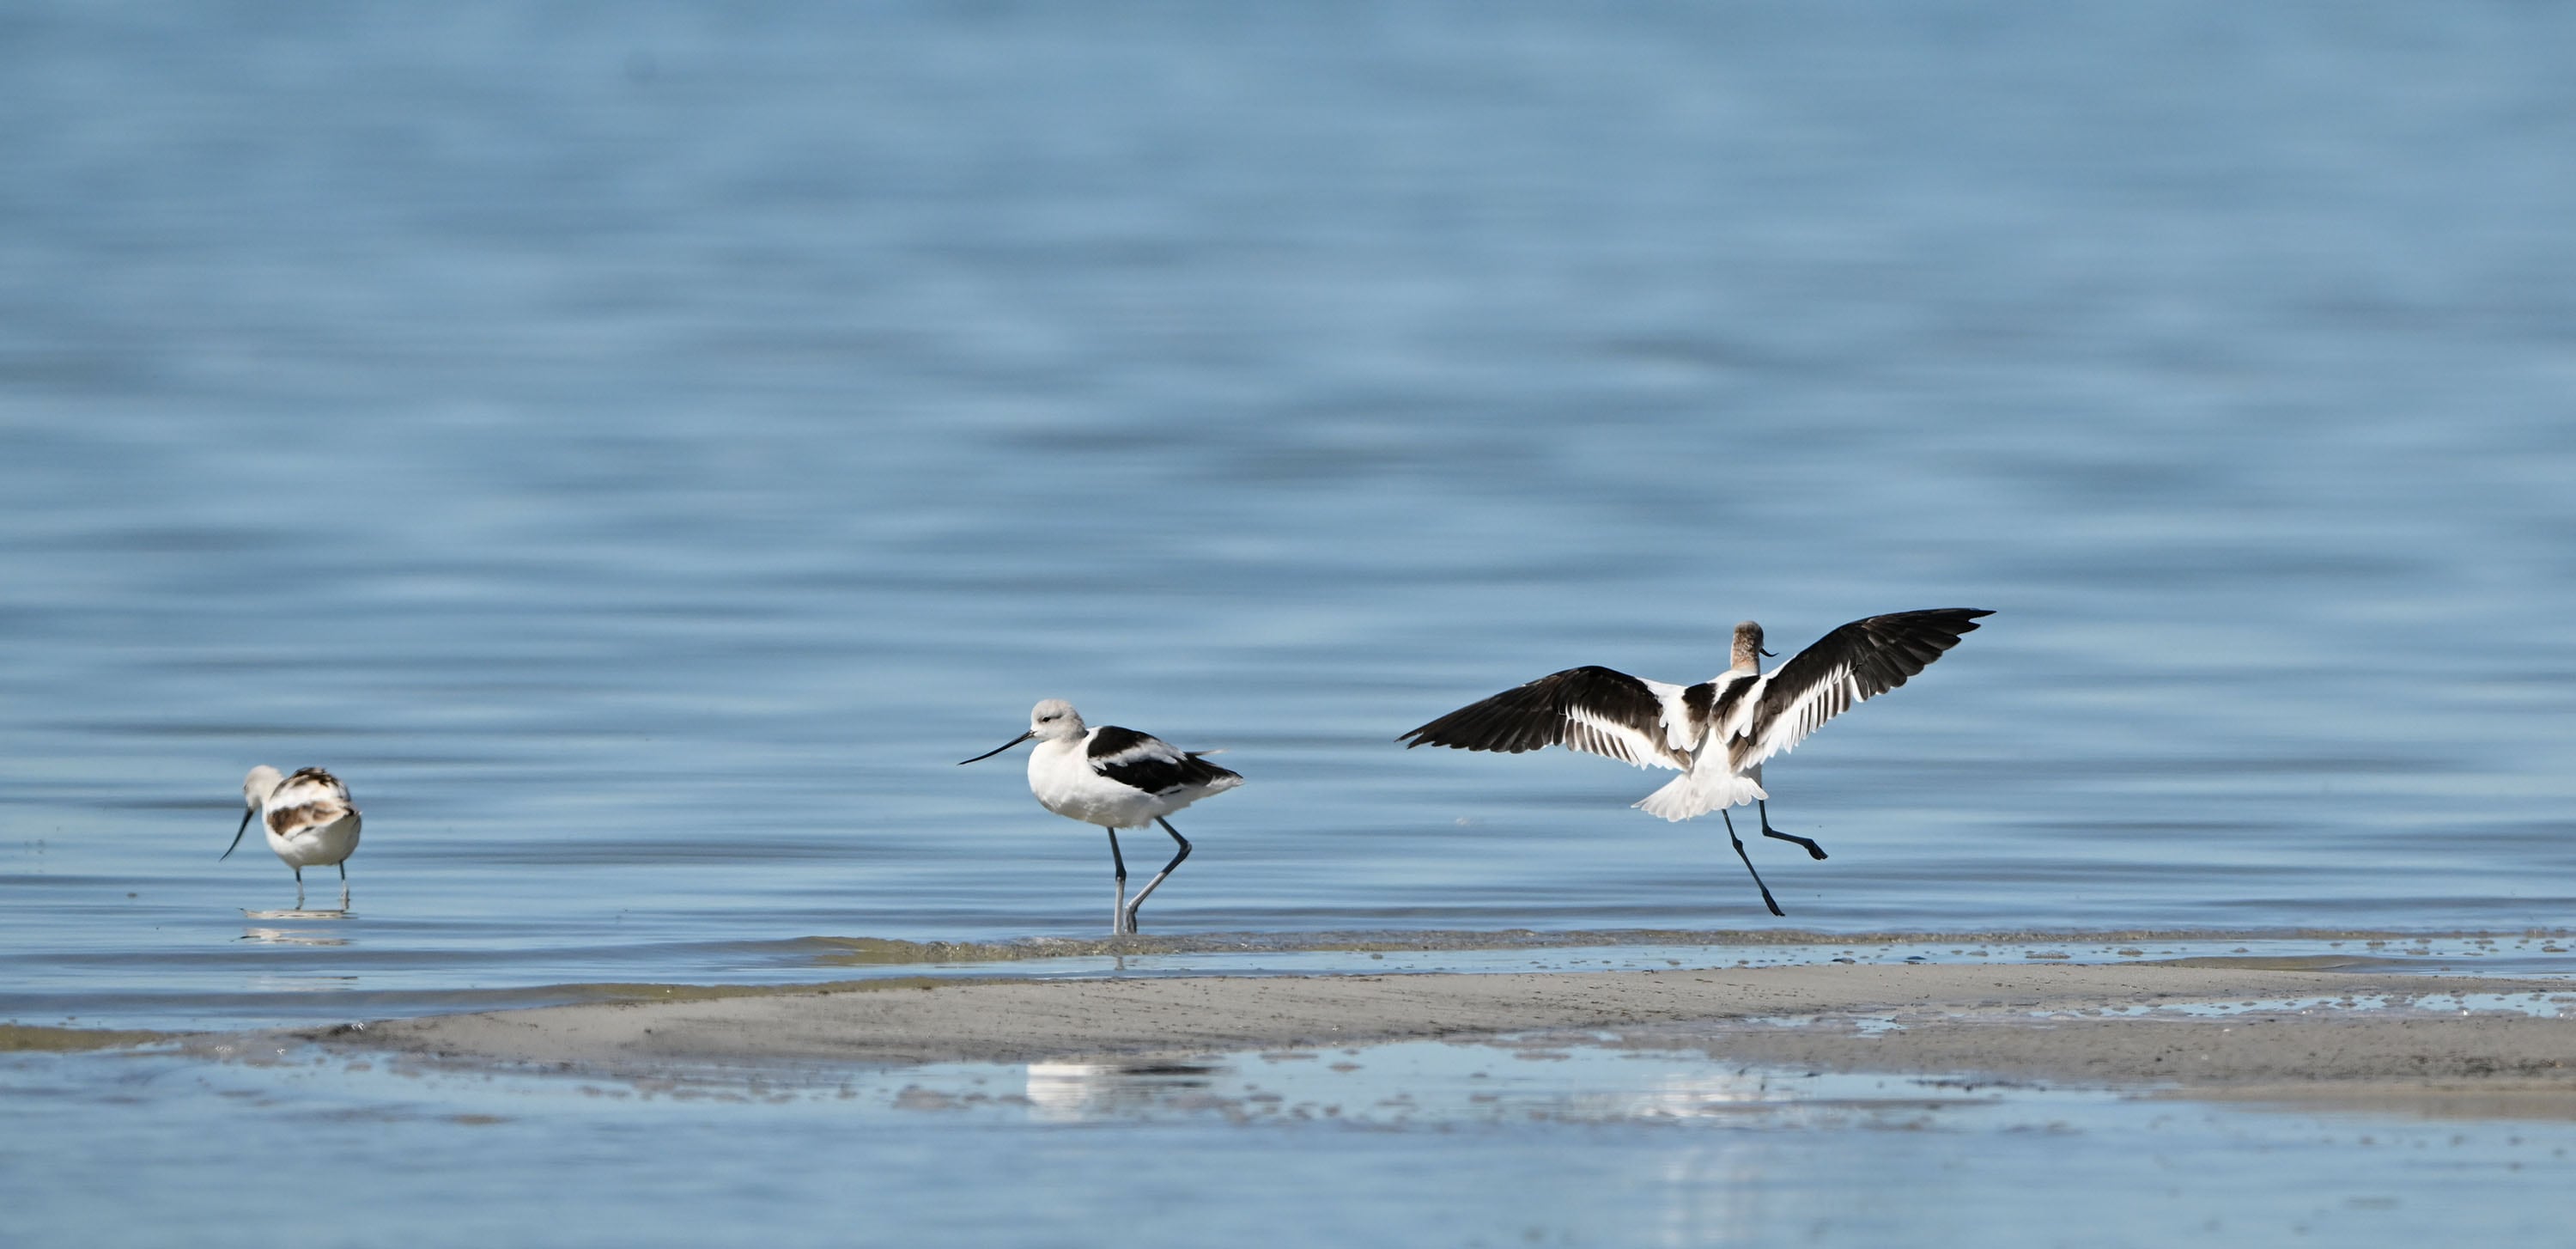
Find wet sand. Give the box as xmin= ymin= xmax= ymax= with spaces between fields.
xmin=292 ymin=962 xmax=2576 ymax=1110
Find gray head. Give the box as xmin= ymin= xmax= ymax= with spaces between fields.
xmin=1027 ymin=698 xmax=1085 ymax=741
xmin=1730 ymin=621 xmax=1775 ymax=671
xmin=226 ymin=765 xmax=285 ymax=860
xmin=957 ymin=699 xmax=1089 ymax=765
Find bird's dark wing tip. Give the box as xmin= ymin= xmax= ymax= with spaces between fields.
xmin=1399 ymin=666 xmax=1657 ymax=757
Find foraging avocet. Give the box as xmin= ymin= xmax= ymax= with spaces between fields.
xmin=961 ymin=699 xmax=1242 ymax=935
xmin=226 ymin=765 xmax=364 ymax=911
xmin=1399 ymin=608 xmax=1991 ymax=917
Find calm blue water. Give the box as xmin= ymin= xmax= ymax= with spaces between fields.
xmin=9 ymin=1 xmax=2576 ymax=1022
xmin=6 ymin=3 xmax=2576 ymax=1239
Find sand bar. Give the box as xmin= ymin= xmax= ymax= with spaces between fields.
xmin=293 ymin=962 xmax=2576 ymax=1108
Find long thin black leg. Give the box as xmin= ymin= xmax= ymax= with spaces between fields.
xmin=1107 ymin=829 xmax=1131 ymax=935
xmin=1757 ymin=801 xmax=1828 ymax=861
xmin=1721 ymin=809 xmax=1785 ymax=917
xmin=1120 ymin=819 xmax=1194 ymax=933
xmin=337 ymin=861 xmax=350 ymax=910
xmin=293 ymin=866 xmax=305 ymax=910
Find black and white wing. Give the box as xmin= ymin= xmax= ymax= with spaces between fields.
xmin=1728 ymin=608 xmax=1992 ymax=771
xmin=1398 ymin=666 xmax=1707 ymax=771
xmin=1088 ymin=726 xmax=1242 ymax=795
xmin=265 ymin=766 xmax=359 ymax=837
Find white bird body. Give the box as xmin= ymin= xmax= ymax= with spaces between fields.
xmin=963 ymin=699 xmax=1242 ymax=935
xmin=1025 ymin=728 xmax=1240 ymax=830
xmin=1401 ymin=608 xmax=1991 ymax=915
xmin=229 ymin=765 xmax=363 ymax=910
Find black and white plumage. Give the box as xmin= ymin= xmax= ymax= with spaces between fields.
xmin=960 ymin=698 xmax=1242 ymax=935
xmin=1399 ymin=608 xmax=1991 ymax=917
xmin=225 ymin=765 xmax=364 ymax=912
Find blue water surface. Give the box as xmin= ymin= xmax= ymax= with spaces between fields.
xmin=10 ymin=3 xmax=2576 ymax=1244
xmin=9 ymin=0 xmax=2576 ymax=1024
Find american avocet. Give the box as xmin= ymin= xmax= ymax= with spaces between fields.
xmin=961 ymin=699 xmax=1242 ymax=935
xmin=226 ymin=765 xmax=363 ymax=911
xmin=1399 ymin=608 xmax=1991 ymax=917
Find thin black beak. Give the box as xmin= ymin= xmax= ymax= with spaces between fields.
xmin=1759 ymin=647 xmax=1777 ymax=658
xmin=222 ymin=807 xmax=253 ymax=861
xmin=958 ymin=730 xmax=1036 ymax=765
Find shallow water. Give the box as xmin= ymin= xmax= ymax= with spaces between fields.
xmin=6 ymin=2 xmax=2576 ymax=1238
xmin=7 ymin=2 xmax=2576 ymax=1036
xmin=9 ymin=1037 xmax=2576 ymax=1247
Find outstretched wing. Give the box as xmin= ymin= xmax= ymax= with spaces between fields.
xmin=1089 ymin=726 xmax=1242 ymax=795
xmin=1729 ymin=608 xmax=1992 ymax=771
xmin=1399 ymin=666 xmax=1703 ymax=771
xmin=264 ymin=766 xmax=358 ymax=837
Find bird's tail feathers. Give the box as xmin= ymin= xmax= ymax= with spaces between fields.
xmin=1634 ymin=771 xmax=1767 ymax=822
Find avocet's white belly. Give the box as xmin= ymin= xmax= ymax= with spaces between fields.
xmin=265 ymin=812 xmax=361 ymax=868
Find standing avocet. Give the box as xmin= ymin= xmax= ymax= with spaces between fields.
xmin=1399 ymin=608 xmax=1991 ymax=917
xmin=226 ymin=765 xmax=364 ymax=911
xmin=961 ymin=699 xmax=1242 ymax=935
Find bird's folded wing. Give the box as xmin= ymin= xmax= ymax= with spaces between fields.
xmin=1091 ymin=726 xmax=1241 ymax=793
xmin=265 ymin=798 xmax=354 ymax=837
xmin=264 ymin=768 xmax=357 ymax=835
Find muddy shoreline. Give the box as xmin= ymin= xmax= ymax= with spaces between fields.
xmin=257 ymin=962 xmax=2576 ymax=1113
